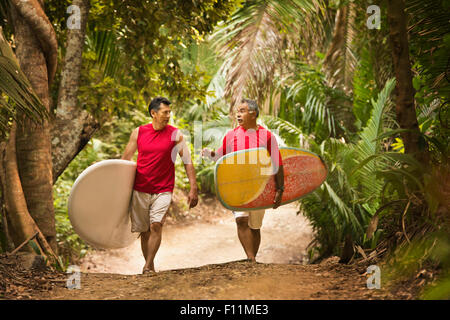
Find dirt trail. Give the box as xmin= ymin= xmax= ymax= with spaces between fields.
xmin=32 ymin=203 xmax=396 ymax=300
xmin=44 ymin=259 xmax=392 ymax=300
xmin=4 ymin=201 xmax=400 ymax=300
xmin=79 ymin=203 xmax=313 ymax=274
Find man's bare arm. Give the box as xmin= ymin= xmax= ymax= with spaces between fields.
xmin=275 ymin=165 xmax=284 ymax=190
xmin=121 ymin=128 xmax=139 ymax=160
xmin=201 ymin=148 xmax=223 ymax=162
xmin=176 ymin=134 xmax=199 ymax=208
xmin=273 ymin=165 xmax=284 ymax=209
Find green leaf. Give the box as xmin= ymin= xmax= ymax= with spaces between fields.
xmin=373 ymin=129 xmax=411 ymax=142
xmin=0 ymin=29 xmax=48 ymax=134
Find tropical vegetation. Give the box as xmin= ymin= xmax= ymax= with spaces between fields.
xmin=0 ymin=0 xmax=448 ymax=298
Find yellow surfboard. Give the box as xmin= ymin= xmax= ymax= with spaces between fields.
xmin=215 ymin=147 xmax=327 ymax=211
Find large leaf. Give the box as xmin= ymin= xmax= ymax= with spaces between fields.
xmin=406 ymin=0 xmax=450 ymax=99
xmin=286 ymin=61 xmax=353 ymax=137
xmin=0 ymin=28 xmax=48 ymax=136
xmin=213 ymin=0 xmax=326 ymax=108
xmin=353 ymin=78 xmax=396 ymax=198
xmin=85 ymin=28 xmax=123 ymax=79
xmin=324 ymin=181 xmax=363 ymax=234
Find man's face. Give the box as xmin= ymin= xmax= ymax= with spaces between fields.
xmin=235 ymin=102 xmax=256 ymax=127
xmin=151 ymin=103 xmax=172 ymax=126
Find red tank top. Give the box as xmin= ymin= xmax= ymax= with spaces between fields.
xmin=133 ymin=123 xmax=178 ymax=194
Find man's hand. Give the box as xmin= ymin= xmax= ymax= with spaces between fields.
xmin=201 ymin=148 xmax=215 ymax=160
xmin=273 ymin=189 xmax=283 ymax=209
xmin=188 ymin=188 xmax=199 ymax=209
xmin=273 ymin=165 xmax=284 ymax=209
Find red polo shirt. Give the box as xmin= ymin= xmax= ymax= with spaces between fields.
xmin=216 ymin=125 xmax=283 ymax=169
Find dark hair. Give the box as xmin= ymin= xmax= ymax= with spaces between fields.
xmin=241 ymin=98 xmax=259 ymax=118
xmin=148 ymin=97 xmax=171 ymax=117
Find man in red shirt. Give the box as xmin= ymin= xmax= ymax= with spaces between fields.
xmin=202 ymin=99 xmax=284 ymax=262
xmin=122 ymin=97 xmax=198 ymax=274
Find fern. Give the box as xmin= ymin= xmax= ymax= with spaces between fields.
xmin=352 ymin=46 xmax=377 ymax=128
xmin=353 ymin=78 xmax=396 ymax=199
xmin=299 ymin=78 xmax=396 ymax=258
xmin=300 ymin=137 xmax=367 ymax=258
xmin=407 ymin=0 xmax=450 ymax=99
xmin=286 ymin=61 xmax=353 ymax=138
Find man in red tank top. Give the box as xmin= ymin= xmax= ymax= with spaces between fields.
xmin=202 ymin=99 xmax=284 ymax=263
xmin=122 ymin=97 xmax=198 ymax=274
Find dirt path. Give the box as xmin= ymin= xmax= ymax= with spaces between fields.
xmin=43 ymin=259 xmax=392 ymax=300
xmin=79 ymin=203 xmax=313 ymax=274
xmin=30 ymin=203 xmax=396 ymax=300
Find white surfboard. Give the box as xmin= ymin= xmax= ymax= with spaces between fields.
xmin=68 ymin=159 xmax=140 ymax=249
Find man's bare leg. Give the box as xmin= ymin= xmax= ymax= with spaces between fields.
xmin=140 ymin=231 xmax=150 ymax=259
xmin=142 ymin=222 xmax=163 ymax=272
xmin=236 ymin=217 xmax=258 ymax=262
xmin=250 ymin=228 xmax=261 ymax=257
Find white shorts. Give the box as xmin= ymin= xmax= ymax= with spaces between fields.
xmin=233 ymin=210 xmax=265 ymax=229
xmin=130 ymin=190 xmax=172 ymax=233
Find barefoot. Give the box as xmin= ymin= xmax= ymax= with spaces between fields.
xmin=142 ymin=268 xmax=155 ymax=275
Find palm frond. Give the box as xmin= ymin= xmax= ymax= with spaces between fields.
xmin=324 ymin=181 xmax=363 ymax=233
xmin=300 ymin=137 xmax=366 ymax=257
xmin=406 ymin=0 xmax=450 ymax=98
xmin=323 ymin=2 xmax=359 ymax=93
xmin=260 ymin=115 xmax=309 ymax=147
xmin=0 ymin=28 xmax=48 ymax=136
xmin=213 ymin=0 xmax=327 ymax=109
xmin=261 ymin=115 xmax=302 ymax=136
xmin=286 ymin=61 xmax=354 ymax=137
xmin=215 ymin=0 xmax=279 ymax=108
xmin=85 ymin=27 xmax=123 ymax=79
xmin=352 ymin=46 xmax=378 ymax=127
xmin=181 ymin=66 xmax=228 ymax=122
xmin=353 ymin=78 xmax=396 ymax=198
xmin=357 ymin=78 xmax=396 ymax=157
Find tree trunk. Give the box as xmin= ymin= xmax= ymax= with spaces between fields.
xmin=387 ymin=0 xmax=429 ymax=164
xmin=51 ymin=0 xmax=99 ymax=183
xmin=11 ymin=3 xmax=57 ymax=251
xmin=52 ymin=114 xmax=99 ymax=183
xmin=324 ymin=5 xmax=348 ymax=72
xmin=0 ymin=141 xmax=15 ymax=253
xmin=10 ymin=0 xmax=58 ymax=85
xmin=1 ymin=124 xmax=40 ymax=249
xmin=323 ymin=3 xmax=357 ymax=93
xmin=0 ymin=123 xmax=60 ymax=269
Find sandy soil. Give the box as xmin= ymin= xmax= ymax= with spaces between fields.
xmin=79 ymin=203 xmax=313 ymax=274
xmin=1 ymin=200 xmax=402 ymax=300
xmin=42 ymin=259 xmax=392 ymax=300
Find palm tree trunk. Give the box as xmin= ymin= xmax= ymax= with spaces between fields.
xmin=324 ymin=5 xmax=348 ymax=72
xmin=387 ymin=0 xmax=429 ymax=164
xmin=323 ymin=3 xmax=357 ymax=93
xmin=11 ymin=2 xmax=57 ymax=251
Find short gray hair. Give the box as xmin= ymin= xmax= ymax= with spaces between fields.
xmin=242 ymin=98 xmax=259 ymax=117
